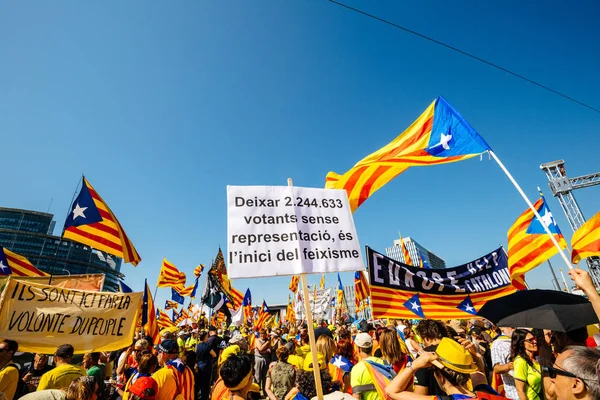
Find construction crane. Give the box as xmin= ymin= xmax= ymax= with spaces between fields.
xmin=540 ymin=160 xmax=600 ymax=286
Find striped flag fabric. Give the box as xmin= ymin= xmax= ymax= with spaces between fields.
xmin=319 ymin=274 xmax=325 ymax=290
xmin=354 ymin=271 xmax=370 ymax=304
xmin=63 ymin=177 xmax=141 ymax=265
xmin=174 ymin=283 xmax=196 ymax=297
xmin=142 ymin=280 xmax=160 ymax=344
xmin=289 ymin=276 xmax=299 ymax=293
xmin=325 ymin=96 xmax=492 ymax=212
xmin=571 ymin=211 xmax=600 ymax=264
xmin=157 ymin=309 xmax=175 ymax=329
xmin=157 ymin=258 xmax=187 ymax=288
xmin=508 ymin=196 xmax=567 ymax=280
xmin=336 ymin=273 xmax=345 ymax=310
xmin=286 ymin=294 xmax=296 ymax=323
xmin=194 ymin=264 xmax=204 ymax=278
xmin=0 ymin=246 xmax=47 ymax=277
xmin=255 ymin=300 xmax=270 ymax=330
xmin=243 ymin=289 xmax=252 ymax=323
xmin=227 ymin=286 xmax=244 ymax=311
xmin=399 ymin=234 xmax=414 ymax=265
xmin=164 ymin=300 xmax=179 ymax=310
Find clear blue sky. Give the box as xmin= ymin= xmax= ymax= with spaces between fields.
xmin=2 ymin=1 xmax=600 ymax=308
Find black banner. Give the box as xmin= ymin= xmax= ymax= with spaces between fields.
xmin=367 ymin=246 xmax=511 ymax=294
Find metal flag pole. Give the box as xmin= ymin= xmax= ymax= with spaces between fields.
xmin=288 ymin=177 xmax=324 ymax=400
xmin=49 ymin=175 xmax=83 ymax=285
xmin=547 ymin=259 xmax=561 ymax=291
xmin=559 ymin=268 xmax=571 ymax=293
xmin=489 ymin=151 xmax=573 ymax=270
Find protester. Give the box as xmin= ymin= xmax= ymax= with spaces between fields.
xmin=511 ymin=329 xmax=542 ymax=400
xmin=152 ymin=340 xmax=195 ymax=400
xmin=219 ymin=353 xmax=254 ymax=400
xmin=83 ymin=352 xmax=106 ymax=396
xmin=255 ymin=329 xmax=272 ymax=394
xmin=65 ymin=376 xmax=97 ymax=400
xmin=285 ymin=352 xmax=331 ymax=400
xmin=317 ymin=335 xmax=345 ymax=391
xmin=206 ymin=326 xmax=222 ymax=385
xmin=545 ymin=346 xmax=600 ymax=400
xmin=117 ymin=340 xmax=149 ymax=383
xmin=21 ymin=354 xmax=54 ymax=393
xmin=491 ymin=326 xmax=517 ymax=399
xmin=265 ymin=346 xmax=296 ymax=400
xmin=196 ymin=331 xmax=216 ymax=400
xmin=385 ymin=337 xmax=479 ymax=400
xmin=412 ymin=320 xmax=447 ymax=396
xmin=38 ymin=345 xmax=85 ymax=391
xmin=126 ymin=375 xmax=159 ymax=400
xmin=0 ymin=339 xmax=20 ymax=400
xmin=116 ymin=352 xmax=158 ymax=400
xmin=350 ymin=332 xmax=395 ymax=400
xmin=403 ymin=328 xmax=421 ymax=360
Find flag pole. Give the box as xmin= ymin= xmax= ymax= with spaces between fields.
xmin=288 ymin=177 xmax=324 ymax=400
xmin=488 ymin=151 xmax=573 ymax=270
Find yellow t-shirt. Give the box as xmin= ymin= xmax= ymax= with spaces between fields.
xmin=350 ymin=357 xmax=386 ymax=400
xmin=513 ymin=356 xmax=542 ymax=400
xmin=0 ymin=362 xmax=19 ymax=400
xmin=153 ymin=366 xmax=178 ymax=400
xmin=37 ymin=364 xmax=85 ymax=391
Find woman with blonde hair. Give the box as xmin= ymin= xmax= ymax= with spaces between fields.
xmin=316 ymin=335 xmax=345 ymax=391
xmin=66 ymin=376 xmax=98 ymax=400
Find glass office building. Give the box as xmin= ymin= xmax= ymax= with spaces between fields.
xmin=385 ymin=236 xmax=446 ymax=269
xmin=0 ymin=207 xmax=123 ymax=291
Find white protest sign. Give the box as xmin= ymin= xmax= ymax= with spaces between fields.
xmin=227 ymin=185 xmax=363 ymax=278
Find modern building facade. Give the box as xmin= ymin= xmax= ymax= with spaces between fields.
xmin=0 ymin=207 xmax=123 ymax=291
xmin=385 ymin=236 xmax=446 ymax=269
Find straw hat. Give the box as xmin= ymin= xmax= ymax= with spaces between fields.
xmin=435 ymin=337 xmax=477 ymax=374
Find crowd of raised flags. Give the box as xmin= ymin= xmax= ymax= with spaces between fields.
xmin=2 ymin=96 xmax=600 ymax=400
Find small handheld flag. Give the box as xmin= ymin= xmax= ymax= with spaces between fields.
xmin=289 ymin=276 xmax=299 ymax=294
xmin=157 ymin=258 xmax=186 ymax=288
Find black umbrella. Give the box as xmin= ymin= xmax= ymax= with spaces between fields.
xmin=478 ymin=289 xmax=596 ymax=332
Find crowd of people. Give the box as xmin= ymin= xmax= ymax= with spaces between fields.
xmin=1 ymin=270 xmax=600 ymax=400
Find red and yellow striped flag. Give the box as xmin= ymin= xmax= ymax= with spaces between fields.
xmin=289 ymin=276 xmax=299 ymax=293
xmin=157 ymin=258 xmax=187 ymax=288
xmin=399 ymin=234 xmax=414 ymax=265
xmin=63 ymin=177 xmax=141 ymax=266
xmin=165 ymin=300 xmax=179 ymax=310
xmin=508 ymin=196 xmax=567 ymax=279
xmin=354 ymin=271 xmax=370 ymax=304
xmin=142 ymin=281 xmax=160 ymax=345
xmin=572 ymin=211 xmax=600 ymax=264
xmin=227 ymin=286 xmax=244 ymax=310
xmin=174 ymin=283 xmax=196 ymax=297
xmin=194 ymin=264 xmax=205 ymax=278
xmin=0 ymin=246 xmax=47 ymax=277
xmin=319 ymin=274 xmax=325 ymax=290
xmin=286 ymin=295 xmax=296 ymax=323
xmin=325 ymin=97 xmax=491 ymax=212
xmin=157 ymin=309 xmax=175 ymax=329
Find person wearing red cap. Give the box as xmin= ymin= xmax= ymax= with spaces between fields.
xmin=128 ymin=376 xmax=159 ymax=400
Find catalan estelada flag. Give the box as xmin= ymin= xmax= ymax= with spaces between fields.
xmin=508 ymin=196 xmax=567 ymax=279
xmin=255 ymin=300 xmax=269 ymax=330
xmin=325 ymin=96 xmax=491 ymax=212
xmin=164 ymin=300 xmax=179 ymax=310
xmin=157 ymin=309 xmax=175 ymax=329
xmin=157 ymin=258 xmax=186 ymax=288
xmin=0 ymin=246 xmax=47 ymax=277
xmin=227 ymin=286 xmax=244 ymax=311
xmin=571 ymin=211 xmax=600 ymax=264
xmin=354 ymin=271 xmax=370 ymax=304
xmin=142 ymin=280 xmax=160 ymax=344
xmin=174 ymin=283 xmax=196 ymax=297
xmin=289 ymin=276 xmax=299 ymax=293
xmin=63 ymin=177 xmax=141 ymax=265
xmin=242 ymin=289 xmax=252 ymax=323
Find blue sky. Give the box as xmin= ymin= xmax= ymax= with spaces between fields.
xmin=2 ymin=1 xmax=600 ymax=308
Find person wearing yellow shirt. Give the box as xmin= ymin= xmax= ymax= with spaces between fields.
xmin=0 ymin=340 xmax=19 ymax=400
xmin=152 ymin=339 xmax=195 ymax=400
xmin=37 ymin=344 xmax=85 ymax=391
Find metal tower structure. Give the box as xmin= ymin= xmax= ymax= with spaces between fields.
xmin=540 ymin=160 xmax=600 ymax=286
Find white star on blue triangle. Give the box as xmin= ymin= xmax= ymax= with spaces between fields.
xmin=457 ymin=295 xmax=477 ymax=315
xmin=403 ymin=293 xmax=425 ymax=318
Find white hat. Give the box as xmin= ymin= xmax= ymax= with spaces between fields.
xmin=178 ymin=331 xmax=186 ymax=336
xmin=355 ymin=332 xmax=373 ymax=348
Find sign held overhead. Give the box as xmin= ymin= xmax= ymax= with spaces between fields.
xmin=227 ymin=185 xmax=363 ymax=278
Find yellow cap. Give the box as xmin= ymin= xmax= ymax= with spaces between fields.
xmin=219 ymin=345 xmax=241 ymax=365
xmin=435 ymin=337 xmax=477 ymax=374
xmin=303 ymin=352 xmax=326 ymax=371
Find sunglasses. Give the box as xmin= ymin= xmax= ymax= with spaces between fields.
xmin=543 ymin=365 xmax=598 ymax=385
xmin=524 ymin=338 xmax=537 ymax=344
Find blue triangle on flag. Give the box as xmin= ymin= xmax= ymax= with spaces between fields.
xmin=403 ymin=293 xmax=425 ymax=318
xmin=119 ymin=280 xmax=133 ymax=293
xmin=457 ymin=295 xmax=478 ymax=315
